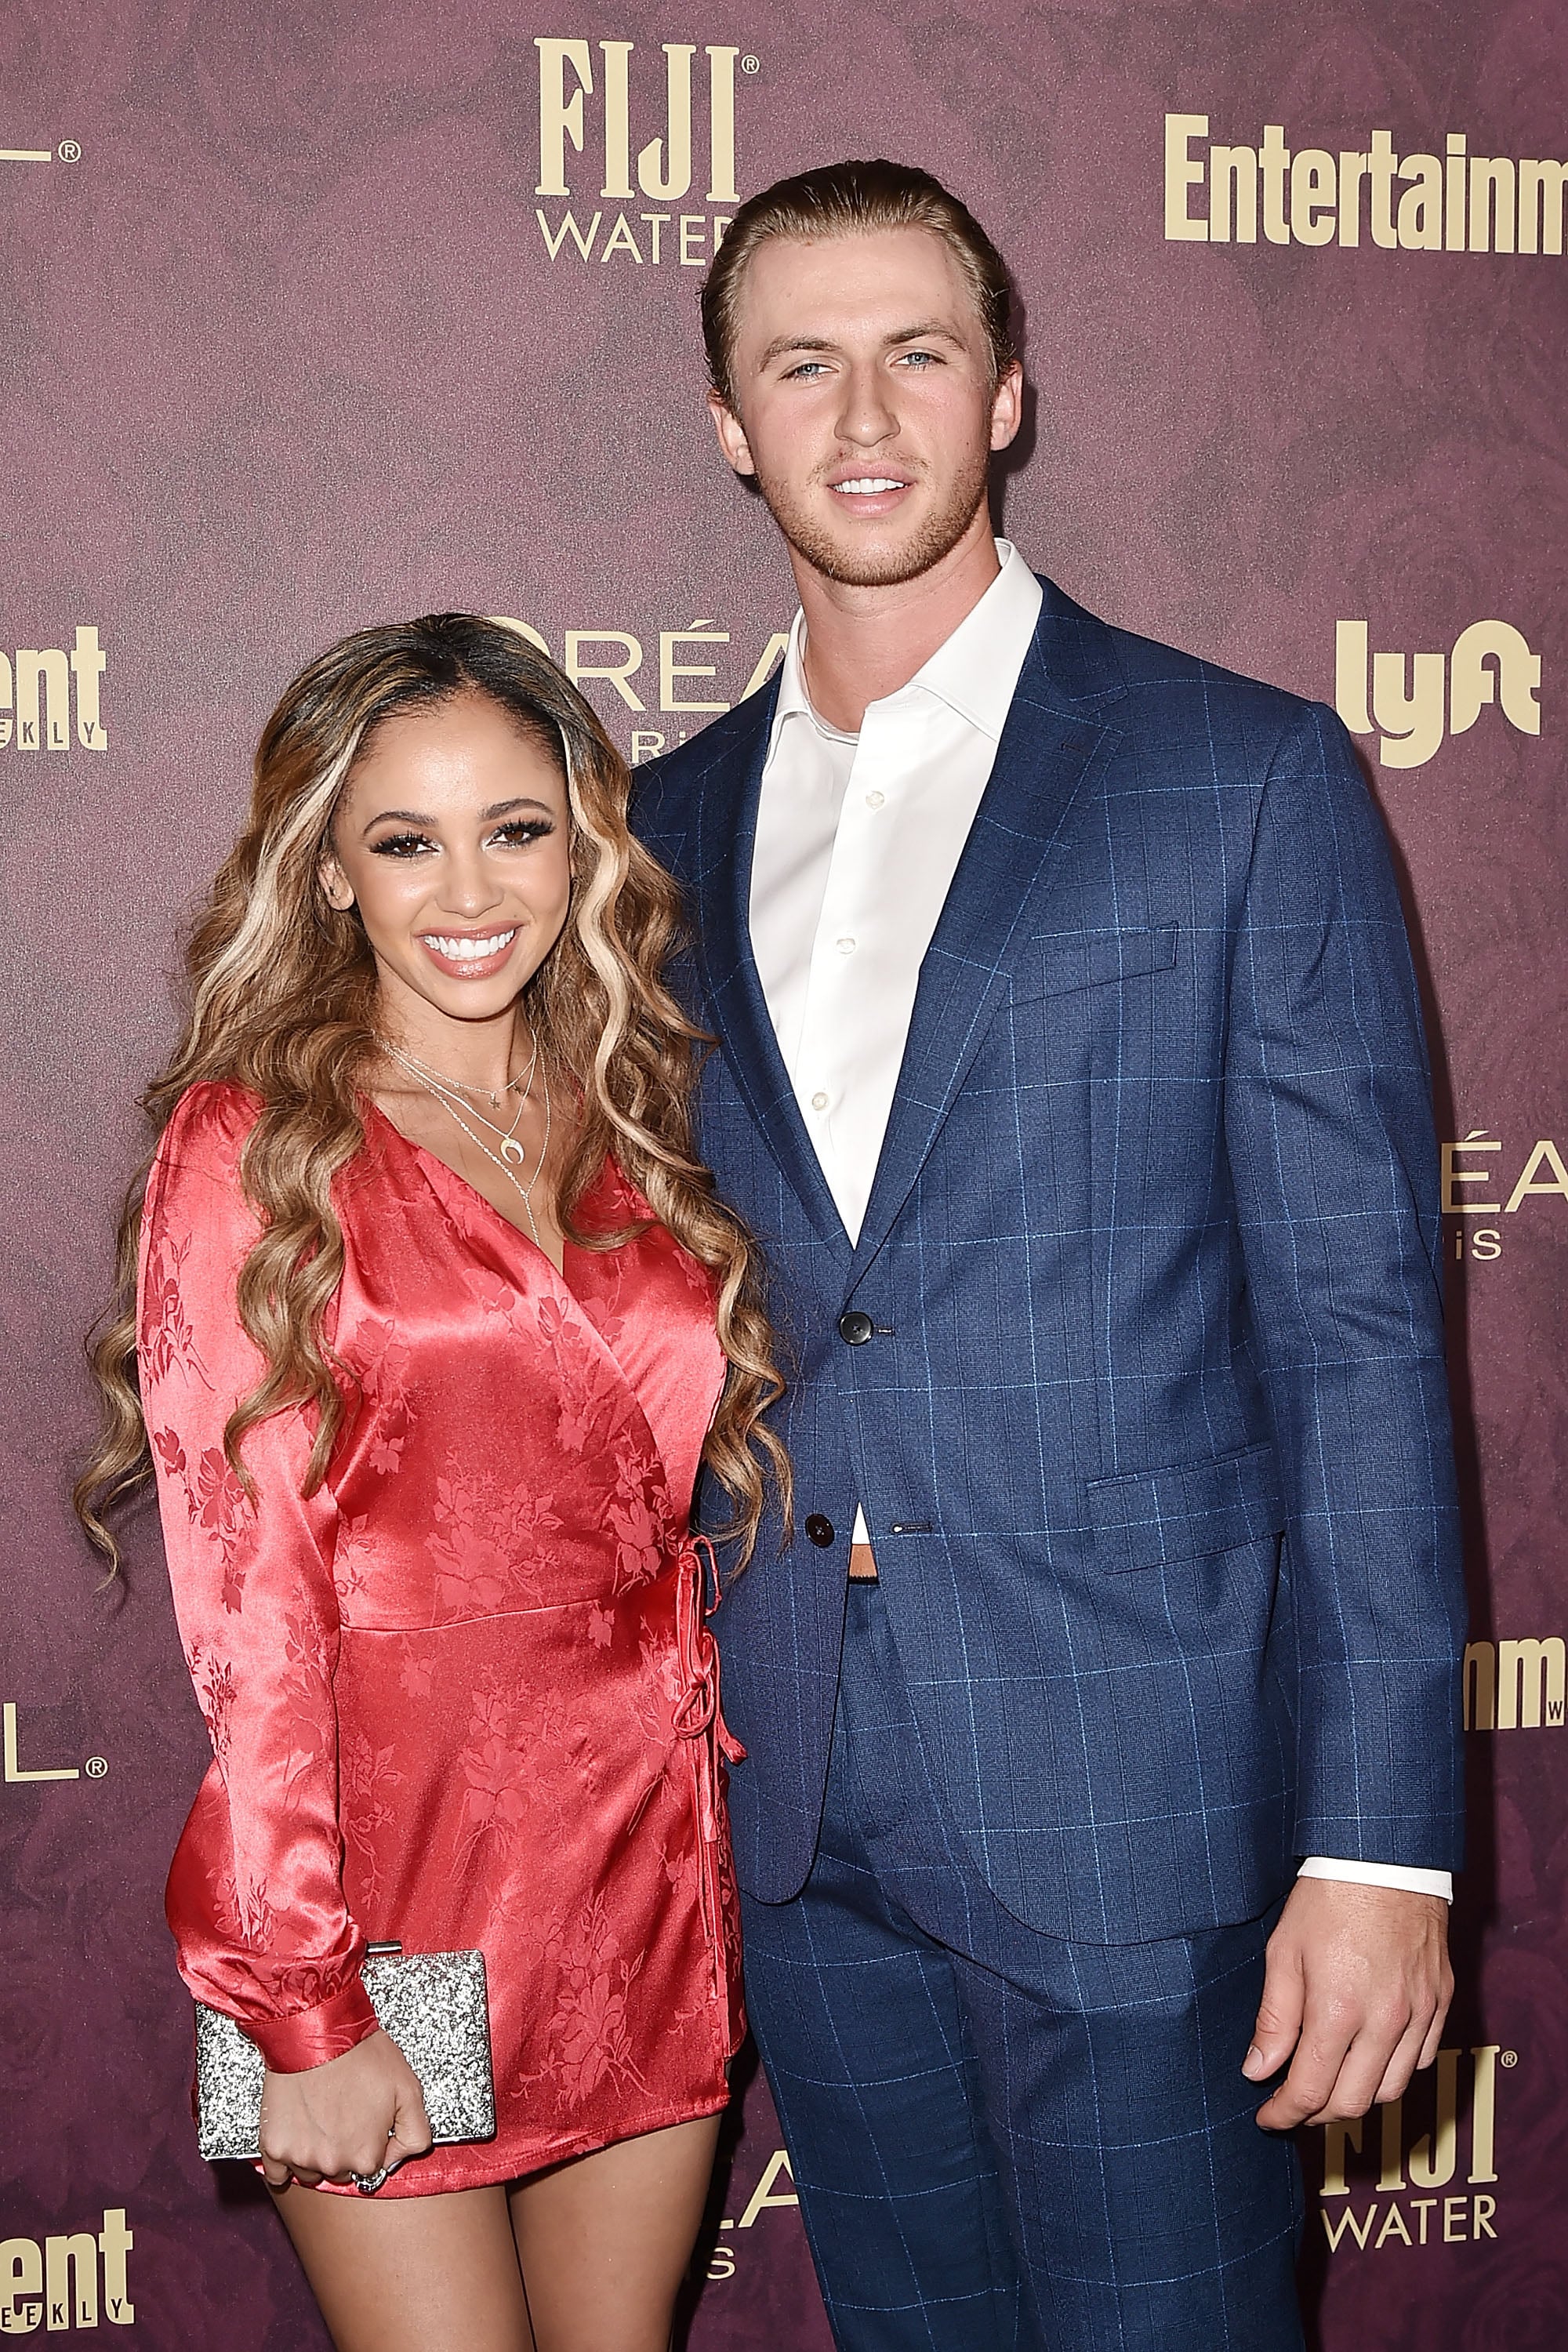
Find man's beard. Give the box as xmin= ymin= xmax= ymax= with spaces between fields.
xmin=750 ymin=440 xmax=993 ymax=589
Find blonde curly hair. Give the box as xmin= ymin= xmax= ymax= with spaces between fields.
xmin=76 ymin=614 xmax=789 ymax=1570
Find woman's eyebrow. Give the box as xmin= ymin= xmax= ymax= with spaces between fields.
xmin=361 ymin=796 xmax=554 ymax=837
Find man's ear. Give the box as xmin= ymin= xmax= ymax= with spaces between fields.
xmin=318 ymin=854 xmax=355 ymax=913
xmin=707 ymin=387 xmax=757 ymax=478
xmin=989 ymin=360 xmax=1025 ymax=454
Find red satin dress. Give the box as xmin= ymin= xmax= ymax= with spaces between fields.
xmin=139 ymin=1081 xmax=743 ymax=2193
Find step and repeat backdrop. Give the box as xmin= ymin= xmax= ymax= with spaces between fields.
xmin=2 ymin=1 xmax=1563 ymax=2344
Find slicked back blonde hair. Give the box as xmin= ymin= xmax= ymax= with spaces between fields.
xmin=702 ymin=158 xmax=1014 ymax=411
xmin=77 ymin=615 xmax=789 ymax=1571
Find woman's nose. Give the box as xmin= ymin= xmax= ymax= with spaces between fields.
xmin=437 ymin=851 xmax=505 ymax=916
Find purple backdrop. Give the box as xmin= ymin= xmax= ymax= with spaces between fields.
xmin=2 ymin=2 xmax=1563 ymax=2343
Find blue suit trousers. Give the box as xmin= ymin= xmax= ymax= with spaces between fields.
xmin=739 ymin=1584 xmax=1307 ymax=2352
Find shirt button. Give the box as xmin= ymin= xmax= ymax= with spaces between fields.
xmin=811 ymin=1090 xmax=829 ymax=1111
xmin=866 ymin=789 xmax=885 ymax=808
xmin=837 ymin=937 xmax=856 ymax=955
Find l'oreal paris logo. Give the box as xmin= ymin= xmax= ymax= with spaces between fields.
xmin=1335 ymin=620 xmax=1540 ymax=769
xmin=533 ymin=38 xmax=746 ymax=266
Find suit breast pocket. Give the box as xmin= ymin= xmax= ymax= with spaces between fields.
xmin=1009 ymin=924 xmax=1179 ymax=1007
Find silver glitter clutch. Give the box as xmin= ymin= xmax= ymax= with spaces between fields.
xmin=194 ymin=1943 xmax=495 ymax=2188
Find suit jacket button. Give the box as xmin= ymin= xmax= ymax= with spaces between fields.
xmin=804 ymin=1514 xmax=836 ymax=1548
xmin=837 ymin=1309 xmax=875 ymax=1346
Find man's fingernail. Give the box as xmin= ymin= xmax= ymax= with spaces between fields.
xmin=1243 ymin=2045 xmax=1266 ymax=2078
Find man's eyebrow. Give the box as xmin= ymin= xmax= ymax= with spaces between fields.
xmin=755 ymin=321 xmax=966 ymax=368
xmin=883 ymin=320 xmax=964 ymax=347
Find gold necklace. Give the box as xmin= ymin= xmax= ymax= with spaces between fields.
xmin=384 ymin=1047 xmax=554 ymax=1247
xmin=383 ymin=1030 xmax=538 ymax=1112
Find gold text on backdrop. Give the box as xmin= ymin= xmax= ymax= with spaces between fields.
xmin=1317 ymin=2048 xmax=1505 ymax=2256
xmin=0 ymin=628 xmax=107 ymax=750
xmin=1167 ymin=116 xmax=1567 ymax=253
xmin=1441 ymin=1131 xmax=1568 ymax=1263
xmin=1464 ymin=1641 xmax=1565 ymax=1731
xmin=534 ymin=38 xmax=745 ymax=266
xmin=1335 ymin=621 xmax=1540 ymax=768
xmin=0 ymin=2212 xmax=134 ymax=2331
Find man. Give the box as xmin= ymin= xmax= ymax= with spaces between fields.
xmin=636 ymin=161 xmax=1465 ymax=2350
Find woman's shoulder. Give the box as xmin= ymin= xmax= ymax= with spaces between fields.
xmin=156 ymin=1080 xmax=264 ymax=1178
xmin=142 ymin=1085 xmax=272 ymax=1236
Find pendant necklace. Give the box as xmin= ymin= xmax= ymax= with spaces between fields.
xmin=381 ymin=1040 xmax=554 ymax=1247
xmin=381 ymin=1030 xmax=539 ymax=1165
xmin=387 ymin=1035 xmax=535 ymax=1112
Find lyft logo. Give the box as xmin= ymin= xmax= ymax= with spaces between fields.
xmin=1336 ymin=619 xmax=1541 ymax=769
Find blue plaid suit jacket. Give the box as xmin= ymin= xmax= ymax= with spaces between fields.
xmin=635 ymin=575 xmax=1466 ymax=1945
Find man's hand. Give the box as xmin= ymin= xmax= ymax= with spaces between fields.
xmin=1244 ymin=1878 xmax=1453 ymax=2130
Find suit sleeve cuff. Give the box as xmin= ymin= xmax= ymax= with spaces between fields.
xmin=1298 ymin=1856 xmax=1454 ymax=1901
xmin=245 ymin=1976 xmax=380 ymax=2074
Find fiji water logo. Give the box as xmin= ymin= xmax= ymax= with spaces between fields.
xmin=1335 ymin=619 xmax=1540 ymax=769
xmin=533 ymin=38 xmax=750 ymax=267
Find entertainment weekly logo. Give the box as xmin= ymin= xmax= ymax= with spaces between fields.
xmin=1166 ymin=114 xmax=1568 ymax=252
xmin=0 ymin=627 xmax=107 ymax=750
xmin=1464 ymin=1640 xmax=1564 ymax=1733
xmin=532 ymin=37 xmax=750 ymax=269
xmin=0 ymin=2209 xmax=134 ymax=2331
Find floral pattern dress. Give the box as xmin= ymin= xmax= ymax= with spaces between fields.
xmin=140 ymin=1081 xmax=742 ymax=2193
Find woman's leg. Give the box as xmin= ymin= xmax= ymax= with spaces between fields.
xmin=508 ymin=2114 xmax=722 ymax=2352
xmin=273 ymin=2179 xmax=535 ymax=2352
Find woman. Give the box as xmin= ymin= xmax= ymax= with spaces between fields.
xmin=76 ymin=615 xmax=788 ymax=2352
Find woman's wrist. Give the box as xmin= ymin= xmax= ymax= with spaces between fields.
xmin=247 ymin=1975 xmax=379 ymax=2074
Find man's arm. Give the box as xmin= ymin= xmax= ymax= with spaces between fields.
xmin=1221 ymin=699 xmax=1468 ymax=2123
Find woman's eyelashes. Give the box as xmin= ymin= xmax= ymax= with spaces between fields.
xmin=366 ymin=819 xmax=555 ymax=860
xmin=367 ymin=829 xmax=435 ymax=859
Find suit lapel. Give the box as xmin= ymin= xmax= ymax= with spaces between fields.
xmin=847 ymin=641 xmax=1122 ymax=1279
xmin=692 ymin=686 xmax=850 ymax=1248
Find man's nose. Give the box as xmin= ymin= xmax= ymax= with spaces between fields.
xmin=834 ymin=362 xmax=899 ymax=447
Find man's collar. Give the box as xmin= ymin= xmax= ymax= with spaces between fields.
xmin=768 ymin=539 xmax=1044 ymax=757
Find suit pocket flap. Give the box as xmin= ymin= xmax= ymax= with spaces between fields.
xmin=1083 ymin=1441 xmax=1285 ymax=1572
xmin=1012 ymin=924 xmax=1178 ymax=1004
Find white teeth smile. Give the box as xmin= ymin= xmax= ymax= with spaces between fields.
xmin=423 ymin=930 xmax=516 ymax=961
xmin=835 ymin=477 xmax=906 ymax=495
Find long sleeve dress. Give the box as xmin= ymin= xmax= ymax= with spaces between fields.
xmin=138 ymin=1080 xmax=744 ymax=2193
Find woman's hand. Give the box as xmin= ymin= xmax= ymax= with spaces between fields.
xmin=258 ymin=2028 xmax=433 ymax=2190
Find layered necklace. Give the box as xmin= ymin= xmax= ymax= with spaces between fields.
xmin=379 ymin=1029 xmax=554 ymax=1248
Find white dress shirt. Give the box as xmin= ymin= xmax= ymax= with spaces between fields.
xmin=747 ymin=539 xmax=1450 ymax=1904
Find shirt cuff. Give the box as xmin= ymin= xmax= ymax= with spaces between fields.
xmin=245 ymin=1975 xmax=381 ymax=2074
xmin=1298 ymin=1856 xmax=1454 ymax=1902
